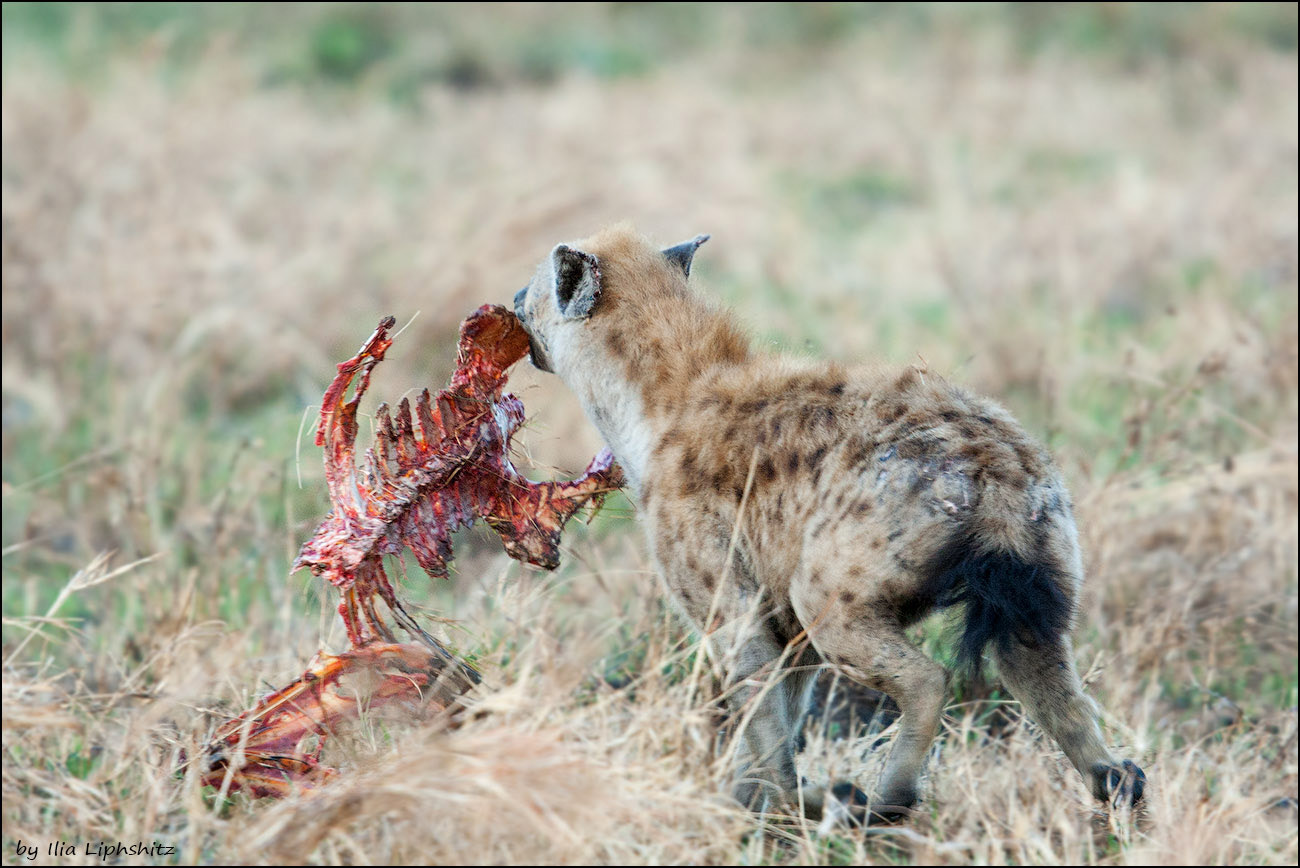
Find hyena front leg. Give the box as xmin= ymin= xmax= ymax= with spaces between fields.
xmin=723 ymin=625 xmax=803 ymax=812
xmin=651 ymin=527 xmax=802 ymax=812
xmin=992 ymin=636 xmax=1146 ymax=804
xmin=783 ymin=642 xmax=822 ymax=746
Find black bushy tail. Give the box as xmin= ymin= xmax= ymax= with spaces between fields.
xmin=923 ymin=531 xmax=1074 ymax=676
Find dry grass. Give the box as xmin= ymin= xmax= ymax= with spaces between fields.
xmin=3 ymin=4 xmax=1296 ymax=865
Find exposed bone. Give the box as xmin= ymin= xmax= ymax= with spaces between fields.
xmin=201 ymin=306 xmax=623 ymax=797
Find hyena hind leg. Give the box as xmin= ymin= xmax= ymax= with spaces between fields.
xmin=796 ymin=604 xmax=948 ymax=823
xmin=992 ymin=636 xmax=1146 ymax=805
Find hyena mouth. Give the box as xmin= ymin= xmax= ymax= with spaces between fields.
xmin=526 ymin=336 xmax=554 ymax=373
xmin=512 ymin=286 xmax=554 ymax=373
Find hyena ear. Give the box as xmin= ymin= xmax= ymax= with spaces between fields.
xmin=661 ymin=234 xmax=710 ymax=278
xmin=551 ymin=244 xmax=603 ymax=320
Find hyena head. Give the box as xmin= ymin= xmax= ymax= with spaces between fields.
xmin=512 ymin=224 xmax=744 ymax=491
xmin=512 ymin=224 xmax=709 ymax=377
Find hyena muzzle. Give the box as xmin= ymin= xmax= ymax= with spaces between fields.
xmin=511 ymin=224 xmax=1146 ymax=823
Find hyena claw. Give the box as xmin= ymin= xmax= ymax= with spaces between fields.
xmin=1092 ymin=759 xmax=1147 ymax=806
xmin=815 ymin=782 xmax=916 ymax=830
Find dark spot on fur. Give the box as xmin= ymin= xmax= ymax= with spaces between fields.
xmin=819 ymin=407 xmax=835 ymax=427
xmin=809 ymin=446 xmax=828 ymax=467
xmin=759 ymin=458 xmax=776 ymax=483
xmin=897 ymin=439 xmax=929 ymax=460
xmin=829 ymin=382 xmax=846 ymax=396
xmin=957 ymin=423 xmax=979 ymax=439
xmin=701 ymin=572 xmax=715 ymax=591
xmin=679 ymin=475 xmax=705 ymax=496
xmin=975 ymin=413 xmax=1016 ymax=440
xmin=854 ymin=501 xmax=873 ymax=515
xmin=940 ymin=410 xmax=960 ymax=423
xmin=839 ymin=591 xmax=856 ymax=605
xmin=606 ymin=330 xmax=627 ymax=357
xmin=887 ymin=529 xmax=904 ymax=541
xmin=879 ymin=403 xmax=905 ymax=424
xmin=786 ymin=452 xmax=800 ymax=474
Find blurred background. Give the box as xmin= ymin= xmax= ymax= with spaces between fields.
xmin=2 ymin=4 xmax=1296 ymax=864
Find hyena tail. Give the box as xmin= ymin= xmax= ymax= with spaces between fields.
xmin=924 ymin=531 xmax=1074 ymax=677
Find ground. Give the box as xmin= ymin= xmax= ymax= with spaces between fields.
xmin=2 ymin=4 xmax=1296 ymax=865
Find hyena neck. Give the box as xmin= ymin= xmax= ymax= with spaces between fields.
xmin=569 ymin=297 xmax=750 ymax=498
xmin=570 ymin=370 xmax=657 ymax=498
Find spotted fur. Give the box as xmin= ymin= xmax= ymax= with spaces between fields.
xmin=513 ymin=224 xmax=1145 ymax=820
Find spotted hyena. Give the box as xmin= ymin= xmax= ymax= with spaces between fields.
xmin=512 ymin=224 xmax=1145 ymax=822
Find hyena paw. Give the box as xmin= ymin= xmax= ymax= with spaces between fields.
xmin=1092 ymin=759 xmax=1146 ymax=806
xmin=817 ymin=781 xmax=916 ymax=831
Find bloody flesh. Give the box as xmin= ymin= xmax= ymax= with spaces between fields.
xmin=201 ymin=305 xmax=623 ymax=797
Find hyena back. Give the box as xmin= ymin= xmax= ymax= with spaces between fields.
xmin=512 ymin=224 xmax=1145 ymax=821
